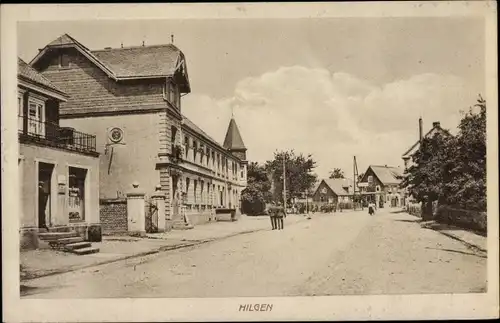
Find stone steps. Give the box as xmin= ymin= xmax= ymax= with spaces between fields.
xmin=58 ymin=237 xmax=85 ymax=245
xmin=38 ymin=229 xmax=100 ymax=255
xmin=72 ymin=246 xmax=100 ymax=255
xmin=65 ymin=241 xmax=92 ymax=250
xmin=39 ymin=231 xmax=79 ymax=241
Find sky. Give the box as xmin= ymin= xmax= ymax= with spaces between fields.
xmin=18 ymin=17 xmax=485 ymax=179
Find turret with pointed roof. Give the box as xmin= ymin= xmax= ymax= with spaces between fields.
xmin=223 ymin=117 xmax=247 ymax=161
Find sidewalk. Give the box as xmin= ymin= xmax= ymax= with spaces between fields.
xmin=420 ymin=220 xmax=487 ymax=253
xmin=20 ymin=214 xmax=309 ymax=281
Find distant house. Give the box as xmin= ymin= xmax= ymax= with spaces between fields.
xmin=312 ymin=178 xmax=354 ymax=205
xmin=402 ymin=118 xmax=451 ymax=170
xmin=358 ymin=165 xmax=404 ymax=208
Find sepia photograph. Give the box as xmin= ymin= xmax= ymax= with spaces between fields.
xmin=2 ymin=2 xmax=498 ymax=322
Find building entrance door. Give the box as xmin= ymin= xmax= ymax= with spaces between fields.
xmin=38 ymin=162 xmax=54 ymax=228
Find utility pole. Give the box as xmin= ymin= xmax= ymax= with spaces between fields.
xmin=353 ymin=156 xmax=359 ymax=210
xmin=305 ymin=189 xmax=308 ymax=215
xmin=282 ymin=155 xmax=287 ymax=213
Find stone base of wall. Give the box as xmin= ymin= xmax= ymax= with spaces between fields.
xmin=20 ymin=227 xmax=39 ymax=251
xmin=187 ymin=209 xmax=217 ymax=226
xmin=165 ymin=220 xmax=174 ymax=232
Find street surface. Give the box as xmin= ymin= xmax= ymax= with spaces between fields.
xmin=21 ymin=209 xmax=486 ymax=298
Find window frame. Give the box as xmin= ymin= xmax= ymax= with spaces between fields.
xmin=163 ymin=79 xmax=180 ymax=110
xmin=27 ymin=96 xmax=46 ymax=136
xmin=59 ymin=53 xmax=70 ymax=68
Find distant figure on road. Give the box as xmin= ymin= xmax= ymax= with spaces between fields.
xmin=275 ymin=202 xmax=285 ymax=230
xmin=368 ymin=202 xmax=376 ymax=216
xmin=267 ymin=203 xmax=278 ymax=230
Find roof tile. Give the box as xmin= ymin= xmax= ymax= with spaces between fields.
xmin=369 ymin=165 xmax=403 ymax=185
xmin=223 ymin=118 xmax=246 ymax=150
xmin=92 ymin=45 xmax=180 ymax=78
xmin=18 ymin=57 xmax=66 ymax=95
xmin=323 ymin=178 xmax=354 ymax=196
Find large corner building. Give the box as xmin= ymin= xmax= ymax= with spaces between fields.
xmin=29 ymin=33 xmax=248 ymax=232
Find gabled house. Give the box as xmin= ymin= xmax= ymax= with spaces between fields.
xmin=30 ymin=34 xmax=247 ymax=232
xmin=312 ymin=178 xmax=354 ymax=205
xmin=358 ymin=165 xmax=404 ymax=208
xmin=17 ymin=57 xmax=100 ymax=250
xmin=402 ymin=118 xmax=451 ymax=170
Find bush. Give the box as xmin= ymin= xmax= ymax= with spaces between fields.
xmin=242 ymin=199 xmax=266 ymax=216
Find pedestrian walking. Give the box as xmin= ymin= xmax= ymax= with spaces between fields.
xmin=368 ymin=202 xmax=375 ymax=216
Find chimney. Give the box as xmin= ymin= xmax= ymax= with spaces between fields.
xmin=419 ymin=117 xmax=423 ymax=143
xmin=433 ymin=121 xmax=440 ymax=128
xmin=142 ymin=41 xmax=145 ymax=47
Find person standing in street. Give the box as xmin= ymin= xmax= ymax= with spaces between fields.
xmin=368 ymin=201 xmax=376 ymax=216
xmin=268 ymin=203 xmax=278 ymax=230
xmin=277 ymin=204 xmax=285 ymax=230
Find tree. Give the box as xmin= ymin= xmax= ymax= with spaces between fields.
xmin=443 ymin=95 xmax=486 ymax=211
xmin=265 ymin=150 xmax=318 ymax=204
xmin=241 ymin=162 xmax=272 ymax=215
xmin=329 ymin=168 xmax=345 ymax=179
xmin=401 ymin=131 xmax=453 ymax=219
xmin=401 ymin=95 xmax=487 ymax=216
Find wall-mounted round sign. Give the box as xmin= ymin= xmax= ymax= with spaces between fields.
xmin=109 ymin=127 xmax=124 ymax=143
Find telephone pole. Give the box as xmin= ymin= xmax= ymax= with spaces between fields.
xmin=353 ymin=156 xmax=359 ymax=210
xmin=282 ymin=155 xmax=286 ymax=210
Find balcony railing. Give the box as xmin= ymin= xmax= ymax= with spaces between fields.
xmin=18 ymin=116 xmax=97 ymax=155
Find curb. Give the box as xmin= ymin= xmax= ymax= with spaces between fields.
xmin=436 ymin=230 xmax=487 ymax=254
xmin=21 ymin=217 xmax=308 ymax=282
xmin=421 ymin=222 xmax=487 ymax=254
xmin=20 ymin=249 xmax=160 ymax=282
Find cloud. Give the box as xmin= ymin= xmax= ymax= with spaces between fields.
xmin=182 ymin=66 xmax=475 ymax=179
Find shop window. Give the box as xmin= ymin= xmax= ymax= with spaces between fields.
xmin=68 ymin=167 xmax=87 ymax=222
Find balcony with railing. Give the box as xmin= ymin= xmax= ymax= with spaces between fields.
xmin=18 ymin=116 xmax=98 ymax=156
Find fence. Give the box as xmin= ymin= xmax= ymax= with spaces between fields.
xmin=145 ymin=197 xmax=160 ymax=233
xmin=18 ymin=116 xmax=97 ymax=154
xmin=435 ymin=206 xmax=487 ymax=234
xmin=406 ymin=201 xmax=486 ymax=234
xmin=407 ymin=202 xmax=422 ymax=217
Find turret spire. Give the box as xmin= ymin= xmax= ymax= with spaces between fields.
xmin=223 ymin=116 xmax=247 ymax=160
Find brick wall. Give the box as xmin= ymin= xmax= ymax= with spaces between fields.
xmin=100 ymin=198 xmax=127 ymax=234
